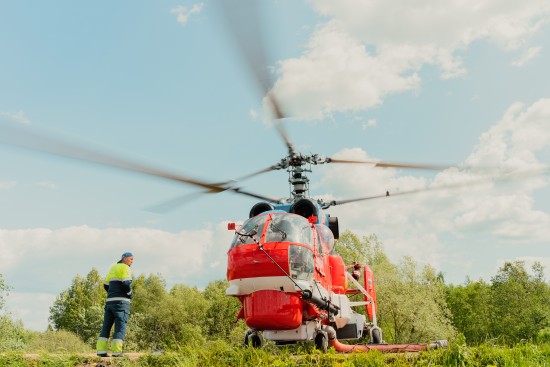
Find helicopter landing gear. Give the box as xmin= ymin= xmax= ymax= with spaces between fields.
xmin=314 ymin=331 xmax=328 ymax=352
xmin=244 ymin=329 xmax=263 ymax=348
xmin=370 ymin=326 xmax=383 ymax=344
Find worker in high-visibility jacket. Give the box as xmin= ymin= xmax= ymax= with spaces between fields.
xmin=96 ymin=252 xmax=134 ymax=357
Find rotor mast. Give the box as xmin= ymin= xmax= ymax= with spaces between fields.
xmin=288 ymin=160 xmax=310 ymax=200
xmin=269 ymin=152 xmax=334 ymax=206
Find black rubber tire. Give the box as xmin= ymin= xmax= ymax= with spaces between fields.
xmin=250 ymin=334 xmax=263 ymax=348
xmin=314 ymin=332 xmax=328 ymax=352
xmin=243 ymin=330 xmax=252 ymax=346
xmin=371 ymin=328 xmax=382 ymax=344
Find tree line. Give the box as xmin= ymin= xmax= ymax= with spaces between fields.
xmin=2 ymin=230 xmax=550 ymax=352
xmin=337 ymin=231 xmax=550 ymax=345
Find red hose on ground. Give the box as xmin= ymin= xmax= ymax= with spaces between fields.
xmin=324 ymin=326 xmax=447 ymax=353
xmin=329 ymin=339 xmax=430 ymax=353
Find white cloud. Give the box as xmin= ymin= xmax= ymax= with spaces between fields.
xmin=35 ymin=181 xmax=57 ymax=189
xmin=362 ymin=119 xmax=377 ymax=131
xmin=0 ymin=111 xmax=30 ymax=124
xmin=171 ymin=3 xmax=204 ymax=26
xmin=512 ymin=46 xmax=542 ymax=67
xmin=270 ymin=0 xmax=550 ymax=119
xmin=452 ymin=99 xmax=550 ymax=241
xmin=4 ymin=293 xmax=56 ymax=331
xmin=464 ymin=99 xmax=550 ymax=170
xmin=308 ymin=0 xmax=550 ymax=49
xmin=318 ymin=99 xmax=550 ymax=281
xmin=270 ymin=24 xmax=421 ymax=120
xmin=0 ymin=181 xmax=16 ymax=190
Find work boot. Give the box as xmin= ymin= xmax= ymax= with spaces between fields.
xmin=97 ymin=353 xmax=109 ymax=357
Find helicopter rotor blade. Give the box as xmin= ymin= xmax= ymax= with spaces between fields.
xmin=0 ymin=122 xmax=283 ymax=204
xmin=146 ymin=192 xmax=206 ymax=213
xmin=208 ymin=165 xmax=280 ymax=188
xmin=0 ymin=122 xmax=227 ymax=192
xmin=230 ymin=166 xmax=278 ymax=182
xmin=327 ymin=167 xmax=549 ymax=207
xmin=326 ymin=157 xmax=450 ymax=171
xmin=230 ymin=187 xmax=284 ymax=203
xmin=148 ymin=185 xmax=284 ymax=213
xmin=217 ymin=0 xmax=298 ymax=157
xmin=274 ymin=120 xmax=296 ymax=157
xmin=218 ymin=0 xmax=285 ymax=120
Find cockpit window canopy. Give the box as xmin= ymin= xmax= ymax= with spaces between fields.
xmin=315 ymin=224 xmax=335 ymax=254
xmin=230 ymin=213 xmax=313 ymax=248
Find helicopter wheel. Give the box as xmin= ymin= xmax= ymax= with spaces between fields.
xmin=370 ymin=327 xmax=383 ymax=344
xmin=314 ymin=332 xmax=328 ymax=352
xmin=244 ymin=330 xmax=263 ymax=348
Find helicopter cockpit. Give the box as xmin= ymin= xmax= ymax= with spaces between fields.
xmin=229 ymin=212 xmax=315 ymax=281
xmin=230 ymin=212 xmax=314 ymax=248
xmin=265 ymin=214 xmax=313 ymax=244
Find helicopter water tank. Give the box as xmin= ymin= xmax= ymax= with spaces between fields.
xmin=289 ymin=198 xmax=318 ymax=219
xmin=249 ymin=202 xmax=275 ymax=218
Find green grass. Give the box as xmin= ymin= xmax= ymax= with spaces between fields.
xmin=1 ymin=342 xmax=549 ymax=367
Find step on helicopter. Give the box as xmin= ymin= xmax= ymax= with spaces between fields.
xmin=4 ymin=0 xmax=540 ymax=353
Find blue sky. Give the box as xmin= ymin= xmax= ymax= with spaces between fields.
xmin=1 ymin=0 xmax=549 ymax=331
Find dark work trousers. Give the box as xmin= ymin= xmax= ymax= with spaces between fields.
xmin=99 ymin=301 xmax=130 ymax=341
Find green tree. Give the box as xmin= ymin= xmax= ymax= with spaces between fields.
xmin=125 ymin=274 xmax=207 ymax=351
xmin=377 ymin=257 xmax=455 ymax=343
xmin=335 ymin=231 xmax=389 ymax=267
xmin=446 ymin=261 xmax=550 ymax=345
xmin=0 ymin=317 xmax=27 ymax=351
xmin=124 ymin=273 xmax=169 ymax=351
xmin=490 ymin=261 xmax=550 ymax=343
xmin=0 ymin=273 xmax=9 ymax=310
xmin=445 ymin=278 xmax=492 ymax=344
xmin=335 ymin=231 xmax=456 ymax=344
xmin=203 ymin=280 xmax=242 ymax=340
xmin=49 ymin=268 xmax=105 ymax=345
xmin=0 ymin=274 xmax=27 ymax=351
xmin=129 ymin=273 xmax=167 ymax=315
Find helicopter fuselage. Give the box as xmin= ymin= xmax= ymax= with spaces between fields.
xmin=226 ymin=209 xmax=376 ymax=343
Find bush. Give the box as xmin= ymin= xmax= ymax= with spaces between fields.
xmin=0 ymin=316 xmax=27 ymax=352
xmin=227 ymin=320 xmax=248 ymax=347
xmin=25 ymin=330 xmax=91 ymax=353
xmin=536 ymin=327 xmax=550 ymax=344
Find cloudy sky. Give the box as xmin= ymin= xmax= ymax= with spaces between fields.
xmin=1 ymin=0 xmax=549 ymax=331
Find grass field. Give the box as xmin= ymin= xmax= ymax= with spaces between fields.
xmin=1 ymin=341 xmax=550 ymax=367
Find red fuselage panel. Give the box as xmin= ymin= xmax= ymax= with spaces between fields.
xmin=227 ymin=243 xmax=291 ymax=280
xmin=243 ymin=290 xmax=303 ymax=330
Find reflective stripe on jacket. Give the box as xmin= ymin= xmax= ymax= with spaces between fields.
xmin=104 ymin=262 xmax=132 ymax=303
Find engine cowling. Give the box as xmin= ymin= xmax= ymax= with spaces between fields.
xmin=289 ymin=198 xmax=319 ymax=219
xmin=249 ymin=202 xmax=274 ymax=218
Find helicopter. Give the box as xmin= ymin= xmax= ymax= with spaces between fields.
xmin=1 ymin=0 xmax=544 ymax=353
xmin=219 ymin=116 xmax=454 ymax=352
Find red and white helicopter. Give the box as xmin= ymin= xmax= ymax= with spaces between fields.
xmin=223 ymin=130 xmax=449 ymax=352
